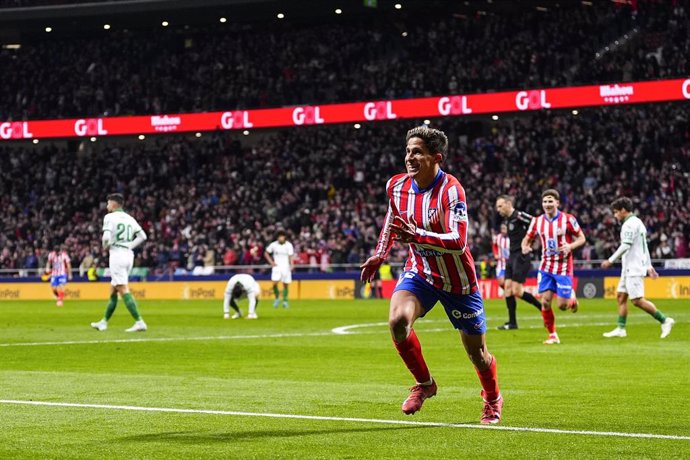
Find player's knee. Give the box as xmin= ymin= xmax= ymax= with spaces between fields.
xmin=631 ymin=297 xmax=644 ymax=307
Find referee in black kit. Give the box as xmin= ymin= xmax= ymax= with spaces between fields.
xmin=495 ymin=195 xmax=543 ymax=329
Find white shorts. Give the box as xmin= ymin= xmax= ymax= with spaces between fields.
xmin=617 ymin=276 xmax=644 ymax=299
xmin=109 ymin=250 xmax=134 ymax=286
xmin=271 ymin=266 xmax=292 ymax=284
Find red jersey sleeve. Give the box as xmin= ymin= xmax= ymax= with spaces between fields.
xmin=566 ymin=213 xmax=581 ymax=236
xmin=526 ymin=216 xmax=538 ymax=240
xmin=412 ymin=182 xmax=468 ymax=254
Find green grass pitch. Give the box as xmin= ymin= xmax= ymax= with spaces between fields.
xmin=0 ymin=297 xmax=688 ymax=459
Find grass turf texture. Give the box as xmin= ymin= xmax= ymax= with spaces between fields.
xmin=0 ymin=298 xmax=688 ymax=459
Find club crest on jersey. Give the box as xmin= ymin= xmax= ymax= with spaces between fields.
xmin=427 ymin=208 xmax=439 ymax=224
xmin=451 ymin=201 xmax=467 ymax=222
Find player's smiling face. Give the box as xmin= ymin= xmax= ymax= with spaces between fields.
xmin=542 ymin=195 xmax=559 ymax=217
xmin=405 ymin=137 xmax=441 ymax=188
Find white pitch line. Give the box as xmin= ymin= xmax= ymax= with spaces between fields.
xmin=0 ymin=399 xmax=688 ymax=441
xmin=331 ymin=321 xmax=615 ymax=335
xmin=0 ymin=331 xmax=334 ymax=348
xmin=0 ymin=320 xmax=622 ymax=347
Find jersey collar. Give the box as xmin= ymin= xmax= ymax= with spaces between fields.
xmin=546 ymin=210 xmax=560 ymax=222
xmin=411 ymin=169 xmax=444 ymax=194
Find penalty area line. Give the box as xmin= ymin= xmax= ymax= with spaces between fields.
xmin=0 ymin=400 xmax=688 ymax=441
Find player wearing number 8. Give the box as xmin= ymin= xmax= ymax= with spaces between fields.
xmin=521 ymin=189 xmax=586 ymax=344
xmin=90 ymin=193 xmax=148 ymax=332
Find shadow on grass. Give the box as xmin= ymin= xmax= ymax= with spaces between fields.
xmin=119 ymin=425 xmax=437 ymax=444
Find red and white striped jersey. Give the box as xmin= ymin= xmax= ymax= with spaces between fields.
xmin=525 ymin=211 xmax=581 ymax=276
xmin=493 ymin=233 xmax=510 ymax=273
xmin=47 ymin=251 xmax=70 ymax=277
xmin=375 ymin=170 xmax=478 ymax=295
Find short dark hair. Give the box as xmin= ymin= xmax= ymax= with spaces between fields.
xmin=231 ymin=283 xmax=244 ymax=298
xmin=611 ymin=197 xmax=633 ymax=212
xmin=406 ymin=126 xmax=448 ymax=157
xmin=496 ymin=194 xmax=514 ymax=205
xmin=541 ymin=189 xmax=560 ymax=201
xmin=107 ymin=193 xmax=124 ymax=205
xmin=276 ymin=229 xmax=286 ymax=238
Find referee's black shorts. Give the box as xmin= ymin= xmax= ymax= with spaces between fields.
xmin=505 ymin=253 xmax=531 ymax=283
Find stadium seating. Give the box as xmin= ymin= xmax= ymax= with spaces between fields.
xmin=1 ymin=2 xmax=687 ymax=121
xmin=0 ymin=103 xmax=687 ymax=273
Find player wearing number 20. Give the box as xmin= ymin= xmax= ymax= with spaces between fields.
xmin=91 ymin=193 xmax=148 ymax=332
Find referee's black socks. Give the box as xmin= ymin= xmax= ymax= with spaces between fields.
xmin=506 ymin=296 xmax=517 ymax=325
xmin=520 ymin=291 xmax=542 ymax=310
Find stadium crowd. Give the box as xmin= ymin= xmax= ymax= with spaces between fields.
xmin=0 ymin=1 xmax=687 ymax=121
xmin=0 ymin=103 xmax=688 ymax=275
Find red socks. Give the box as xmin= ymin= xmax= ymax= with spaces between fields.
xmin=476 ymin=355 xmax=500 ymax=402
xmin=541 ymin=308 xmax=556 ymax=333
xmin=393 ymin=329 xmax=431 ymax=384
xmin=57 ymin=291 xmax=65 ymax=302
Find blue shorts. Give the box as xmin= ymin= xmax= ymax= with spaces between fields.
xmin=537 ymin=271 xmax=572 ymax=299
xmin=393 ymin=272 xmax=486 ymax=335
xmin=496 ymin=268 xmax=505 ymax=279
xmin=50 ymin=275 xmax=67 ymax=287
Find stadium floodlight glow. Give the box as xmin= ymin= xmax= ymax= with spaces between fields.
xmin=138 ymin=135 xmax=145 ymax=140
xmin=220 ymin=17 xmax=227 ymax=23
xmin=277 ymin=13 xmax=285 ymax=19
xmin=572 ymin=110 xmax=579 ymax=115
xmin=492 ymin=115 xmax=499 ymax=121
xmin=162 ymin=21 xmax=169 ymax=27
xmin=423 ymin=119 xmax=431 ymax=125
xmin=103 ymin=24 xmax=111 ymax=30
xmin=243 ymin=130 xmax=250 ymax=135
xmin=45 ymin=27 xmax=52 ymax=33
xmin=32 ymin=139 xmax=39 ymax=144
xmin=195 ymin=132 xmax=202 ymax=138
xmin=394 ymin=3 xmax=402 ymax=9
xmin=354 ymin=123 xmax=361 ymax=129
xmin=402 ymin=31 xmax=408 ymax=37
xmin=335 ymin=8 xmax=342 ymax=14
xmin=90 ymin=137 xmax=97 ymax=142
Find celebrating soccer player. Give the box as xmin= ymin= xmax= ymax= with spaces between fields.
xmin=495 ymin=195 xmax=542 ymax=329
xmin=601 ymin=197 xmax=674 ymax=338
xmin=45 ymin=244 xmax=72 ymax=307
xmin=90 ymin=193 xmax=148 ymax=332
xmin=521 ymin=189 xmax=585 ymax=344
xmin=360 ymin=126 xmax=502 ymax=424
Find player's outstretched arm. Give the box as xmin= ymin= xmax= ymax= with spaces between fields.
xmin=360 ymin=255 xmax=384 ymax=283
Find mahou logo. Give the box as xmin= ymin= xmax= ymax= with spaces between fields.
xmin=151 ymin=115 xmax=181 ymax=132
xmin=599 ymin=84 xmax=634 ymax=103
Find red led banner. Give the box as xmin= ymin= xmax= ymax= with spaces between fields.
xmin=1 ymin=78 xmax=688 ymax=140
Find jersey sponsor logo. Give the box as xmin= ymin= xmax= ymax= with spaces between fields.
xmin=451 ymin=201 xmax=467 ymax=222
xmin=414 ymin=248 xmax=443 ymax=257
xmin=450 ymin=308 xmax=484 ymax=319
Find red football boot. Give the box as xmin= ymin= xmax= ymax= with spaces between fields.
xmin=401 ymin=380 xmax=437 ymax=415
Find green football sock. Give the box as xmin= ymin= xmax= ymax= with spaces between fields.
xmin=104 ymin=293 xmax=118 ymax=321
xmin=282 ymin=286 xmax=289 ymax=301
xmin=617 ymin=315 xmax=627 ymax=329
xmin=273 ymin=286 xmax=280 ymax=299
xmin=653 ymin=310 xmax=667 ymax=324
xmin=122 ymin=293 xmax=142 ymax=321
